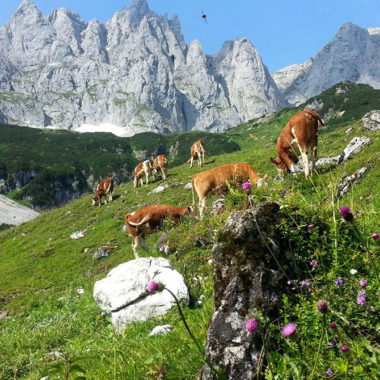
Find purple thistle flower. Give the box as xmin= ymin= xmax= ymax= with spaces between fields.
xmin=281 ymin=323 xmax=297 ymax=337
xmin=334 ymin=278 xmax=343 ymax=288
xmin=310 ymin=260 xmax=318 ymax=270
xmin=340 ymin=206 xmax=354 ymax=221
xmin=372 ymin=233 xmax=379 ymax=240
xmin=357 ymin=290 xmax=366 ymax=307
xmin=308 ymin=224 xmax=315 ymax=230
xmin=359 ymin=279 xmax=368 ymax=287
xmin=300 ymin=280 xmax=310 ymax=286
xmin=340 ymin=345 xmax=350 ymax=353
xmin=242 ymin=182 xmax=251 ymax=190
xmin=147 ymin=281 xmax=159 ymax=292
xmin=287 ymin=280 xmax=293 ymax=285
xmin=330 ymin=323 xmax=337 ymax=329
xmin=369 ymin=306 xmax=375 ymax=312
xmin=245 ymin=318 xmax=259 ymax=334
xmin=326 ymin=368 xmax=333 ymax=376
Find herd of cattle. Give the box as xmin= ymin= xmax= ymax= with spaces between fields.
xmin=91 ymin=110 xmax=324 ymax=258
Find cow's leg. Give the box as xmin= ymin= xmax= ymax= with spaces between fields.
xmin=291 ymin=128 xmax=310 ymax=178
xmin=139 ymin=236 xmax=150 ymax=252
xmin=199 ymin=197 xmax=206 ymax=220
xmin=133 ymin=177 xmax=137 ymax=188
xmin=161 ymin=167 xmax=166 ymax=180
xmin=190 ymin=157 xmax=194 ymax=168
xmin=145 ymin=171 xmax=149 ymax=185
xmin=108 ymin=192 xmax=113 ymax=202
xmin=311 ymin=145 xmax=317 ymax=174
xmin=139 ymin=178 xmax=144 ymax=187
xmin=132 ymin=236 xmax=140 ymax=259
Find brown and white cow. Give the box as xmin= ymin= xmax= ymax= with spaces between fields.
xmin=189 ymin=140 xmax=206 ymax=168
xmin=133 ymin=160 xmax=154 ymax=188
xmin=152 ymin=154 xmax=168 ymax=180
xmin=92 ymin=177 xmax=114 ymax=206
xmin=124 ymin=204 xmax=193 ymax=258
xmin=191 ymin=162 xmax=267 ymax=219
xmin=270 ymin=109 xmax=324 ymax=178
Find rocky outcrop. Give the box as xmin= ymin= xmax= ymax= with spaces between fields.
xmin=201 ymin=202 xmax=292 ymax=380
xmin=93 ymin=257 xmax=189 ymax=332
xmin=362 ymin=110 xmax=380 ymax=131
xmin=0 ymin=0 xmax=284 ymax=135
xmin=0 ymin=194 xmax=40 ymax=226
xmin=274 ymin=23 xmax=380 ymax=105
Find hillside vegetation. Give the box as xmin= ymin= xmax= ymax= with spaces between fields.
xmin=0 ymin=82 xmax=379 ymax=379
xmin=0 ymin=127 xmax=239 ymax=210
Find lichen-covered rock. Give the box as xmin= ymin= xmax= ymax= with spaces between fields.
xmin=362 ymin=110 xmax=380 ymax=131
xmin=337 ymin=167 xmax=368 ymax=198
xmin=201 ymin=202 xmax=292 ymax=380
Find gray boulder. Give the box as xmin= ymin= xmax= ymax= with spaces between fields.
xmin=93 ymin=257 xmax=189 ymax=332
xmin=362 ymin=110 xmax=380 ymax=131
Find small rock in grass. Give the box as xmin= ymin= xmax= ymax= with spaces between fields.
xmin=149 ymin=324 xmax=173 ymax=336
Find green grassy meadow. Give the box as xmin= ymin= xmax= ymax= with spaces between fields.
xmin=0 ymin=82 xmax=379 ymax=379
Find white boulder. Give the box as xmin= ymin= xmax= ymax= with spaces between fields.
xmin=93 ymin=257 xmax=189 ymax=332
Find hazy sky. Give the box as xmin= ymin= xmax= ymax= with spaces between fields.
xmin=1 ymin=0 xmax=379 ymax=72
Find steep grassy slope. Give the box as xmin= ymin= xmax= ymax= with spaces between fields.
xmin=0 ymin=83 xmax=379 ymax=379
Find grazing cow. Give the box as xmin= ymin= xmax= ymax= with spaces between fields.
xmin=189 ymin=140 xmax=206 ymax=168
xmin=270 ymin=109 xmax=324 ymax=178
xmin=133 ymin=160 xmax=154 ymax=188
xmin=191 ymin=162 xmax=267 ymax=219
xmin=124 ymin=204 xmax=193 ymax=258
xmin=92 ymin=177 xmax=114 ymax=206
xmin=152 ymin=154 xmax=168 ymax=180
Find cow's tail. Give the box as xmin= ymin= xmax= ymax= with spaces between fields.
xmin=126 ymin=213 xmax=151 ymax=227
xmin=305 ymin=109 xmax=324 ymax=125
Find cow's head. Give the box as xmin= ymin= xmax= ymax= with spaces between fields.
xmin=256 ymin=174 xmax=269 ymax=188
xmin=92 ymin=196 xmax=100 ymax=206
xmin=187 ymin=205 xmax=196 ymax=215
xmin=270 ymin=157 xmax=288 ymax=174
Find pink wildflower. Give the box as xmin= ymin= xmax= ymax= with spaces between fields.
xmin=372 ymin=233 xmax=379 ymax=240
xmin=359 ymin=279 xmax=368 ymax=287
xmin=147 ymin=281 xmax=159 ymax=292
xmin=242 ymin=182 xmax=251 ymax=190
xmin=245 ymin=318 xmax=259 ymax=334
xmin=340 ymin=206 xmax=354 ymax=222
xmin=281 ymin=323 xmax=297 ymax=337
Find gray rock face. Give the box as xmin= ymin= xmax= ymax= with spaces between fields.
xmin=201 ymin=202 xmax=291 ymax=380
xmin=362 ymin=110 xmax=380 ymax=131
xmin=274 ymin=23 xmax=380 ymax=105
xmin=0 ymin=194 xmax=40 ymax=226
xmin=337 ymin=167 xmax=367 ymax=198
xmin=0 ymin=0 xmax=284 ymax=135
xmin=93 ymin=256 xmax=189 ymax=332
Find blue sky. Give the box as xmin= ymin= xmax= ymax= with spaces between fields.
xmin=1 ymin=0 xmax=379 ymax=72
